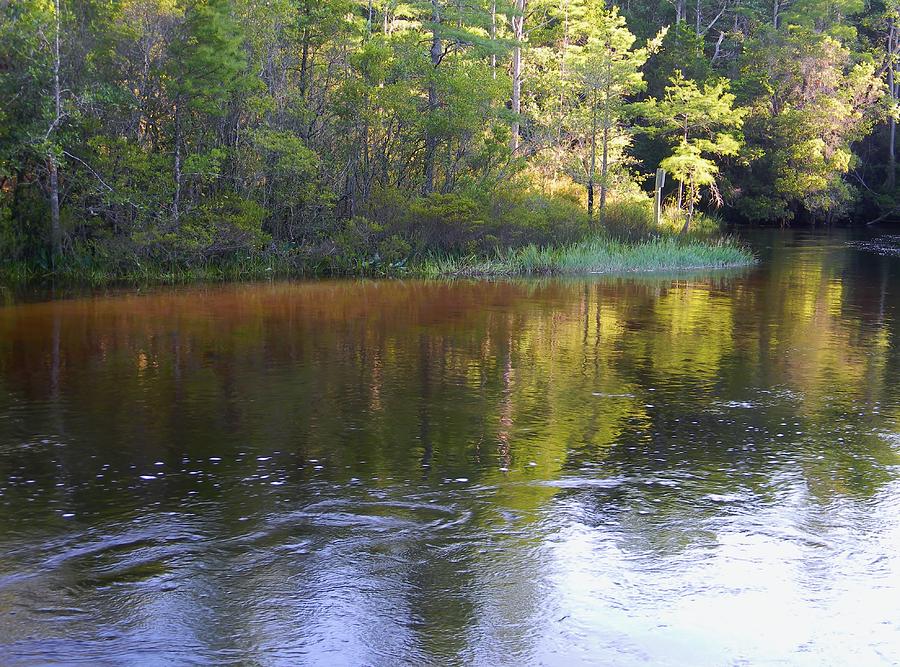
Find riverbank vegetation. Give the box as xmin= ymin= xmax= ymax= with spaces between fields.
xmin=418 ymin=236 xmax=752 ymax=278
xmin=0 ymin=0 xmax=894 ymax=279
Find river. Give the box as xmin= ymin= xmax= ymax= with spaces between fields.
xmin=0 ymin=230 xmax=899 ymax=665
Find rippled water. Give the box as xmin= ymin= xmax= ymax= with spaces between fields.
xmin=1 ymin=230 xmax=900 ymax=665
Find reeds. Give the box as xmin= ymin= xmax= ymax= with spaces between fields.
xmin=415 ymin=236 xmax=755 ymax=278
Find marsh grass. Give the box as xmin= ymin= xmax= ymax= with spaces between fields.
xmin=0 ymin=255 xmax=307 ymax=287
xmin=1 ymin=234 xmax=754 ymax=286
xmin=415 ymin=236 xmax=754 ymax=278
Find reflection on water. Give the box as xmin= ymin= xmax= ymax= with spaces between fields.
xmin=0 ymin=230 xmax=899 ymax=665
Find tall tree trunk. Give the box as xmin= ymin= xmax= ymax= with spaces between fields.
xmin=599 ymin=120 xmax=608 ymax=225
xmin=49 ymin=158 xmax=61 ymax=264
xmin=558 ymin=0 xmax=569 ymax=150
xmin=299 ymin=28 xmax=310 ymax=99
xmin=598 ymin=55 xmax=611 ymax=226
xmin=173 ymin=99 xmax=182 ymax=224
xmin=49 ymin=0 xmax=62 ymax=264
xmin=681 ymin=178 xmax=695 ymax=234
xmin=588 ymin=90 xmax=598 ymax=222
xmin=490 ymin=1 xmax=497 ymax=78
xmin=423 ymin=0 xmax=441 ymax=194
xmin=888 ymin=21 xmax=897 ymax=190
xmin=510 ymin=0 xmax=526 ymax=153
xmin=677 ymin=123 xmax=688 ymax=212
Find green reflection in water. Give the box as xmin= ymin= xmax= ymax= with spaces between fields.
xmin=0 ymin=230 xmax=898 ymax=664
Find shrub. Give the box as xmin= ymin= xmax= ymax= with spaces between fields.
xmin=601 ymin=198 xmax=656 ymax=241
xmin=406 ymin=193 xmax=482 ymax=252
xmin=138 ymin=193 xmax=269 ymax=263
xmin=377 ymin=234 xmax=412 ymax=265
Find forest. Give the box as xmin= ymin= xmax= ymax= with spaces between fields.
xmin=1 ymin=0 xmax=898 ymax=277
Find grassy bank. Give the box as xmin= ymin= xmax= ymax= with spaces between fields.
xmin=0 ymin=235 xmax=755 ymax=287
xmin=0 ymin=255 xmax=305 ymax=287
xmin=417 ymin=236 xmax=755 ymax=278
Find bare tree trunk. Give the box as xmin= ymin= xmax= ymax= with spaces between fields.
xmin=681 ymin=178 xmax=694 ymax=234
xmin=423 ymin=0 xmax=441 ymax=194
xmin=49 ymin=0 xmax=62 ymax=264
xmin=891 ymin=110 xmax=897 ymax=191
xmin=49 ymin=159 xmax=61 ymax=263
xmin=490 ymin=1 xmax=497 ymax=78
xmin=299 ymin=28 xmax=310 ymax=98
xmin=696 ymin=0 xmax=701 ymax=36
xmin=888 ymin=21 xmax=897 ymax=190
xmin=599 ymin=57 xmax=611 ymax=226
xmin=712 ymin=30 xmax=725 ymax=61
xmin=773 ymin=0 xmax=779 ymax=28
xmin=173 ymin=99 xmax=182 ymax=223
xmin=677 ymin=123 xmax=688 ymax=212
xmin=510 ymin=0 xmax=526 ymax=153
xmin=559 ymin=0 xmax=569 ymax=143
xmin=588 ymin=90 xmax=598 ymax=222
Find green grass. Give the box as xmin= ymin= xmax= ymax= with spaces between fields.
xmin=414 ymin=236 xmax=755 ymax=278
xmin=0 ymin=235 xmax=754 ymax=287
xmin=0 ymin=254 xmax=309 ymax=287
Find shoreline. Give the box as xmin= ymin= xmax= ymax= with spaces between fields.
xmin=0 ymin=236 xmax=756 ymax=288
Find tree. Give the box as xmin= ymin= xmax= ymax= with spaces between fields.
xmin=510 ymin=0 xmax=526 ymax=153
xmin=412 ymin=0 xmax=507 ymax=193
xmin=642 ymin=70 xmax=745 ymax=231
xmin=167 ymin=0 xmax=246 ymax=223
xmin=734 ymin=30 xmax=882 ymax=222
xmin=568 ymin=5 xmax=649 ymax=223
xmin=0 ymin=0 xmax=70 ymax=262
xmin=877 ymin=1 xmax=900 ymax=190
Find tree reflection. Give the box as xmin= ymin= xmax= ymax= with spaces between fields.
xmin=1 ymin=232 xmax=900 ymax=662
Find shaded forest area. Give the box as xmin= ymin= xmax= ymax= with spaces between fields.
xmin=1 ymin=0 xmax=898 ymax=273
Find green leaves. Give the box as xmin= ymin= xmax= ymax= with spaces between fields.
xmin=644 ymin=70 xmax=745 ymax=140
xmin=250 ymin=129 xmax=318 ymax=177
xmin=168 ymin=0 xmax=246 ymax=113
xmin=641 ymin=70 xmax=745 ymax=213
xmin=734 ymin=27 xmax=884 ymax=221
xmin=661 ymin=142 xmax=719 ymax=188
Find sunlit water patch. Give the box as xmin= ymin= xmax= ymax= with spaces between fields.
xmin=848 ymin=234 xmax=900 ymax=257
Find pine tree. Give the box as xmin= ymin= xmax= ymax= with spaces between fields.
xmin=568 ymin=4 xmax=648 ymax=223
xmin=167 ymin=0 xmax=246 ymax=222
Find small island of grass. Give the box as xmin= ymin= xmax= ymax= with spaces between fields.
xmin=417 ymin=236 xmax=754 ymax=278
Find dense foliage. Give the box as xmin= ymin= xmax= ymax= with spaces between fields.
xmin=0 ymin=0 xmax=897 ymax=270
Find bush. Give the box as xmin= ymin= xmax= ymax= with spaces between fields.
xmin=406 ymin=193 xmax=483 ymax=252
xmin=377 ymin=234 xmax=411 ymax=265
xmin=137 ymin=193 xmax=269 ymax=263
xmin=602 ymin=198 xmax=656 ymax=241
xmin=322 ymin=216 xmax=383 ymax=271
xmin=486 ymin=185 xmax=589 ymax=247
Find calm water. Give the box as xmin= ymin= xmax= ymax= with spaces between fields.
xmin=1 ymin=231 xmax=900 ymax=666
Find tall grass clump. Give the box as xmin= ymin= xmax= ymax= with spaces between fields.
xmin=416 ymin=235 xmax=754 ymax=278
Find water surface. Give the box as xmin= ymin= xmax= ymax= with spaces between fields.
xmin=1 ymin=231 xmax=899 ymax=665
